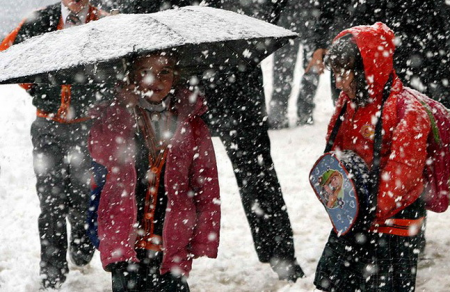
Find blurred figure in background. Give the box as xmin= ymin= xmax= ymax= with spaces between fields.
xmin=268 ymin=1 xmax=321 ymax=129
xmin=305 ymin=0 xmax=352 ymax=104
xmin=307 ymin=0 xmax=450 ymax=107
xmin=0 ymin=0 xmax=108 ymax=289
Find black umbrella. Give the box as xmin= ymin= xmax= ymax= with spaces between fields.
xmin=0 ymin=6 xmax=297 ymax=85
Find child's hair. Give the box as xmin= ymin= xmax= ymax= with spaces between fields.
xmin=122 ymin=49 xmax=181 ymax=85
xmin=325 ymin=34 xmax=370 ymax=105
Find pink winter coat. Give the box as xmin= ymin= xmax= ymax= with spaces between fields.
xmin=88 ymin=88 xmax=221 ymax=276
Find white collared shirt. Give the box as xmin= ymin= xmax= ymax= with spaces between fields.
xmin=61 ymin=3 xmax=89 ymax=28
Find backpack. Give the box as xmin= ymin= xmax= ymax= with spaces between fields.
xmin=309 ymin=150 xmax=374 ymax=236
xmin=400 ymin=89 xmax=450 ymax=212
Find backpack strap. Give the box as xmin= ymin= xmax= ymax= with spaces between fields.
xmin=324 ymin=74 xmax=393 ymax=219
xmin=370 ymin=74 xmax=393 ymax=196
xmin=324 ymin=102 xmax=347 ymax=153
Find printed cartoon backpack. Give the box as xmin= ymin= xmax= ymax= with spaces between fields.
xmin=309 ymin=150 xmax=374 ymax=236
xmin=400 ymin=89 xmax=450 ymax=213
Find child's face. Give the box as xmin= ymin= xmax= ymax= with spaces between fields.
xmin=62 ymin=0 xmax=89 ymax=13
xmin=330 ymin=175 xmax=342 ymax=188
xmin=333 ymin=68 xmax=356 ymax=100
xmin=131 ymin=55 xmax=176 ymax=103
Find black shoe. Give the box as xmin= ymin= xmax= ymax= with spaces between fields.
xmin=297 ymin=115 xmax=314 ymax=126
xmin=160 ymin=273 xmax=191 ymax=292
xmin=40 ymin=265 xmax=67 ymax=290
xmin=110 ymin=262 xmax=140 ymax=292
xmin=270 ymin=258 xmax=305 ymax=283
xmin=69 ymin=229 xmax=95 ymax=266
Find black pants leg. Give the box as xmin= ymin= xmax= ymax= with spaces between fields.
xmin=269 ymin=36 xmax=300 ymax=127
xmin=31 ymin=118 xmax=94 ymax=287
xmin=111 ymin=250 xmax=190 ymax=292
xmin=202 ymin=66 xmax=304 ymax=280
xmin=218 ymin=126 xmax=294 ymax=261
xmin=296 ymin=45 xmax=320 ymax=125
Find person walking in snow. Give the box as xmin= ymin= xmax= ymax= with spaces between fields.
xmin=314 ymin=22 xmax=431 ymax=291
xmin=88 ymin=51 xmax=221 ymax=292
xmin=268 ymin=0 xmax=321 ymax=129
xmin=100 ymin=0 xmax=305 ymax=282
xmin=0 ymin=0 xmax=109 ymax=289
xmin=200 ymin=0 xmax=305 ymax=282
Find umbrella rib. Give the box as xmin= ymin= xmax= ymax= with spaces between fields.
xmin=139 ymin=17 xmax=187 ymax=54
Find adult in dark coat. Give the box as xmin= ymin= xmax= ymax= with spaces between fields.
xmin=0 ymin=0 xmax=109 ymax=289
xmin=193 ymin=1 xmax=304 ymax=282
xmin=94 ymin=0 xmax=305 ymax=282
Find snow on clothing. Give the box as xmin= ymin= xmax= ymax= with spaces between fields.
xmin=116 ymin=1 xmax=304 ymax=282
xmin=314 ymin=23 xmax=431 ymax=291
xmin=0 ymin=3 xmax=108 ymax=288
xmin=88 ymin=88 xmax=220 ymax=277
xmin=0 ymin=3 xmax=110 ymax=122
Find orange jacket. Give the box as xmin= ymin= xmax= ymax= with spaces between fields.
xmin=327 ymin=23 xmax=431 ymax=223
xmin=0 ymin=4 xmax=106 ymax=122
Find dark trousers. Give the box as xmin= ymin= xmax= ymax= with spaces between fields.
xmin=111 ymin=250 xmax=190 ymax=292
xmin=218 ymin=125 xmax=296 ymax=263
xmin=202 ymin=67 xmax=297 ymax=264
xmin=315 ymin=199 xmax=426 ymax=292
xmin=31 ymin=117 xmax=92 ymax=279
xmin=271 ymin=41 xmax=320 ymax=120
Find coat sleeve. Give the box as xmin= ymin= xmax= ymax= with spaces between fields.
xmin=88 ymin=103 xmax=135 ymax=167
xmin=0 ymin=19 xmax=33 ymax=91
xmin=0 ymin=20 xmax=24 ymax=51
xmin=160 ymin=116 xmax=220 ymax=276
xmin=88 ymin=103 xmax=139 ymax=270
xmin=376 ymin=95 xmax=431 ymax=220
xmin=188 ymin=117 xmax=221 ymax=258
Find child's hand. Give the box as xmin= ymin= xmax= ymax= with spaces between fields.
xmin=116 ymin=83 xmax=140 ymax=108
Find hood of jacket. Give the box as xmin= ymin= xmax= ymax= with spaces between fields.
xmin=334 ymin=22 xmax=396 ymax=103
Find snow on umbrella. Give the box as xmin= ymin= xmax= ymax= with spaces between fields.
xmin=0 ymin=6 xmax=297 ymax=85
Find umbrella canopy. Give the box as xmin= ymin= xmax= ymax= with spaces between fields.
xmin=0 ymin=6 xmax=297 ymax=85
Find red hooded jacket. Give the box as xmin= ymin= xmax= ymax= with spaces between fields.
xmin=88 ymin=88 xmax=221 ymax=276
xmin=327 ymin=23 xmax=431 ymax=224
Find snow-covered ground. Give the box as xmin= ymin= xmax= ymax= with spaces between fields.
xmin=0 ymin=58 xmax=449 ymax=292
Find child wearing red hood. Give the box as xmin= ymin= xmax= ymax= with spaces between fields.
xmin=88 ymin=51 xmax=221 ymax=291
xmin=314 ymin=22 xmax=431 ymax=291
